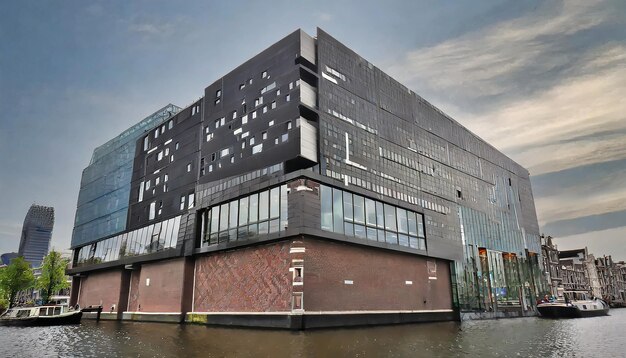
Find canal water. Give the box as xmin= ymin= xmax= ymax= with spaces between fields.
xmin=1 ymin=309 xmax=625 ymax=357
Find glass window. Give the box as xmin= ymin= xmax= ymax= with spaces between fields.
xmin=229 ymin=200 xmax=238 ymax=229
xmin=332 ymin=188 xmax=344 ymax=234
xmin=397 ymin=208 xmax=408 ymax=234
xmin=386 ymin=231 xmax=398 ymax=245
xmin=365 ymin=198 xmax=376 ymax=226
xmin=384 ymin=204 xmax=397 ymax=231
xmin=252 ymin=143 xmax=263 ymax=154
xmin=259 ymin=190 xmax=269 ymax=221
xmin=210 ymin=208 xmax=219 ymax=234
xmin=321 ymin=185 xmax=333 ymax=231
xmin=376 ymin=202 xmax=385 ymax=228
xmin=344 ymin=222 xmax=354 ymax=236
xmin=258 ymin=221 xmax=269 ymax=235
xmin=239 ymin=197 xmax=249 ymax=226
xmin=353 ymin=195 xmax=365 ymax=224
xmin=354 ymin=225 xmax=366 ymax=239
xmin=417 ymin=214 xmax=425 ymax=237
xmin=408 ymin=212 xmax=418 ymax=236
xmin=269 ymin=219 xmax=279 ymax=234
xmin=249 ymin=193 xmax=259 ymax=223
xmin=188 ymin=193 xmax=195 ymax=209
xmin=270 ymin=187 xmax=280 ymax=219
xmin=409 ymin=236 xmax=419 ymax=249
xmin=280 ymin=185 xmax=288 ymax=230
xmin=219 ymin=203 xmax=229 ymax=232
xmin=343 ymin=192 xmax=353 ymax=221
xmin=149 ymin=202 xmax=156 ymax=220
xmin=366 ymin=227 xmax=377 ymax=241
xmin=399 ymin=234 xmax=409 ymax=247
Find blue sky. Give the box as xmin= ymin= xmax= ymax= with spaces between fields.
xmin=1 ymin=1 xmax=625 ymax=259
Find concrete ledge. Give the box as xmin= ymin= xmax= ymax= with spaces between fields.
xmin=83 ymin=312 xmax=118 ymax=320
xmin=121 ymin=312 xmax=184 ymax=323
xmin=186 ymin=310 xmax=456 ymax=330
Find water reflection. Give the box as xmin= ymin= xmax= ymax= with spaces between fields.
xmin=1 ymin=309 xmax=624 ymax=357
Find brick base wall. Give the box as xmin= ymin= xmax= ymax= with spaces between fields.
xmin=193 ymin=241 xmax=293 ymax=312
xmin=130 ymin=258 xmax=186 ymax=312
xmin=303 ymin=238 xmax=453 ymax=311
xmin=78 ymin=269 xmax=123 ymax=311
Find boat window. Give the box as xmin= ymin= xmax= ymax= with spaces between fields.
xmin=16 ymin=310 xmax=30 ymax=318
xmin=39 ymin=307 xmax=48 ymax=316
xmin=54 ymin=307 xmax=61 ymax=315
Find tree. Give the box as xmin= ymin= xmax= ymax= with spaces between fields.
xmin=0 ymin=257 xmax=35 ymax=308
xmin=36 ymin=251 xmax=70 ymax=304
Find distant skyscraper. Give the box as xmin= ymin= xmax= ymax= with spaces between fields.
xmin=18 ymin=205 xmax=54 ymax=267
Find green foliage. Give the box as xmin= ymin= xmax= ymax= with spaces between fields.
xmin=0 ymin=256 xmax=35 ymax=308
xmin=36 ymin=251 xmax=70 ymax=304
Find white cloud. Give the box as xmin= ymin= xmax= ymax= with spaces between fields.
xmin=384 ymin=0 xmax=626 ymax=231
xmin=554 ymin=226 xmax=626 ymax=261
xmin=387 ymin=0 xmax=610 ymax=98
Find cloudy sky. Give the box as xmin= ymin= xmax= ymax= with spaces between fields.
xmin=1 ymin=1 xmax=624 ymax=259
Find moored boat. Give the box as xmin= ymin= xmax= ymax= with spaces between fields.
xmin=537 ymin=291 xmax=609 ymax=318
xmin=0 ymin=305 xmax=83 ymax=326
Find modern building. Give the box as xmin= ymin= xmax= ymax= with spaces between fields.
xmin=0 ymin=252 xmax=18 ymax=266
xmin=68 ymin=28 xmax=546 ymax=328
xmin=18 ymin=204 xmax=54 ymax=268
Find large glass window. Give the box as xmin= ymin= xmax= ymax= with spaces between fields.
xmin=384 ymin=204 xmax=397 ymax=231
xmin=249 ymin=193 xmax=259 ymax=223
xmin=259 ymin=190 xmax=269 ymax=221
xmin=270 ymin=187 xmax=280 ymax=219
xmin=353 ymin=195 xmax=365 ymax=224
xmin=321 ymin=185 xmax=333 ymax=231
xmin=239 ymin=197 xmax=249 ymax=226
xmin=197 ymin=185 xmax=289 ymax=247
xmin=318 ymin=184 xmax=426 ymax=252
xmin=365 ymin=198 xmax=376 ymax=226
xmin=332 ymin=188 xmax=344 ymax=234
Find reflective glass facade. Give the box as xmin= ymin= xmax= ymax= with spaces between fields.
xmin=199 ymin=185 xmax=288 ymax=246
xmin=74 ymin=215 xmax=181 ymax=267
xmin=320 ymin=184 xmax=426 ymax=250
xmin=72 ymin=104 xmax=181 ymax=247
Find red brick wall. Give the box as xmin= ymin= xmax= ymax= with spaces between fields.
xmin=132 ymin=258 xmax=186 ymax=312
xmin=193 ymin=241 xmax=293 ymax=312
xmin=303 ymin=238 xmax=453 ymax=311
xmin=78 ymin=269 xmax=122 ymax=310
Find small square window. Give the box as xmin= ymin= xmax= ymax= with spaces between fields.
xmin=262 ymin=70 xmax=267 ymax=78
xmin=262 ymin=131 xmax=267 ymax=140
xmin=286 ymin=94 xmax=290 ymax=102
xmin=187 ymin=163 xmax=192 ymax=172
xmin=250 ymin=137 xmax=255 ymax=145
xmin=276 ymin=89 xmax=281 ymax=96
xmin=274 ymin=138 xmax=279 ymax=145
xmin=248 ymin=78 xmax=253 ymax=85
xmin=175 ymin=142 xmax=180 ymax=150
xmin=252 ymin=111 xmax=257 ymax=119
xmin=232 ymin=111 xmax=237 ymax=119
xmin=271 ymin=101 xmax=276 ymax=109
xmin=263 ymin=106 xmax=267 ymax=113
xmin=164 ymin=174 xmax=168 ymax=182
xmin=230 ymin=156 xmax=234 ymax=163
xmin=289 ymin=82 xmax=294 ymax=90
xmin=208 ymin=164 xmax=213 ymax=172
xmin=239 ymin=83 xmax=245 ymax=90
xmin=269 ymin=120 xmax=274 ymax=126
xmin=216 ymin=89 xmax=222 ymax=98
xmin=215 ymin=98 xmax=221 ymax=105
xmin=242 ymin=114 xmax=248 ymax=125
xmin=287 ymin=121 xmax=292 ymax=130
xmin=252 ymin=143 xmax=263 ymax=154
